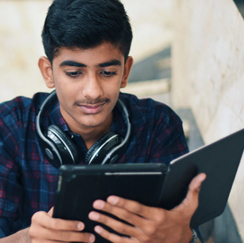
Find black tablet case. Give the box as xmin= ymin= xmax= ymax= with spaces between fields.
xmin=53 ymin=128 xmax=244 ymax=242
xmin=53 ymin=163 xmax=168 ymax=243
xmin=161 ymin=128 xmax=244 ymax=227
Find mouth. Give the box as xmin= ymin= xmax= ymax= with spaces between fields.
xmin=80 ymin=103 xmax=105 ymax=114
xmin=76 ymin=99 xmax=110 ymax=114
xmin=75 ymin=98 xmax=110 ymax=114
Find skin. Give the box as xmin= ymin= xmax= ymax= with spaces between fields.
xmin=89 ymin=174 xmax=206 ymax=243
xmin=38 ymin=42 xmax=133 ymax=148
xmin=0 ymin=42 xmax=205 ymax=243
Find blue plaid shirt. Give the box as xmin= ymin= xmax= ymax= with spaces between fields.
xmin=0 ymin=92 xmax=188 ymax=237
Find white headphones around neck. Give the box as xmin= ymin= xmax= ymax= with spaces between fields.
xmin=36 ymin=91 xmax=131 ymax=168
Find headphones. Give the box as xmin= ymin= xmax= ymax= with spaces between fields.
xmin=36 ymin=91 xmax=131 ymax=168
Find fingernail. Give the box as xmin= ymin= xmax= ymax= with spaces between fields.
xmin=107 ymin=196 xmax=119 ymax=205
xmin=89 ymin=234 xmax=95 ymax=242
xmin=95 ymin=225 xmax=103 ymax=234
xmin=201 ymin=173 xmax=207 ymax=180
xmin=93 ymin=200 xmax=105 ymax=209
xmin=199 ymin=173 xmax=207 ymax=182
xmin=77 ymin=222 xmax=84 ymax=230
xmin=89 ymin=212 xmax=100 ymax=220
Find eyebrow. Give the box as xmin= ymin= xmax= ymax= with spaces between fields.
xmin=60 ymin=59 xmax=122 ymax=68
xmin=60 ymin=60 xmax=86 ymax=67
xmin=98 ymin=59 xmax=122 ymax=67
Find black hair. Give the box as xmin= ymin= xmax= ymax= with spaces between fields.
xmin=41 ymin=0 xmax=133 ymax=63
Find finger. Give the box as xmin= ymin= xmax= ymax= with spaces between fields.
xmin=94 ymin=225 xmax=132 ymax=243
xmin=29 ymin=225 xmax=95 ymax=243
xmin=89 ymin=210 xmax=139 ymax=238
xmin=106 ymin=196 xmax=156 ymax=220
xmin=175 ymin=173 xmax=206 ymax=213
xmin=92 ymin=200 xmax=148 ymax=227
xmin=91 ymin=200 xmax=166 ymax=239
xmin=48 ymin=207 xmax=54 ymax=217
xmin=29 ymin=240 xmax=70 ymax=243
xmin=32 ymin=211 xmax=85 ymax=231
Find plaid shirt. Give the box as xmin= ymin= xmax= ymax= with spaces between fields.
xmin=0 ymin=92 xmax=188 ymax=237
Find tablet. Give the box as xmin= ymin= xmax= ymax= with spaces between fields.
xmin=161 ymin=128 xmax=244 ymax=227
xmin=53 ymin=128 xmax=244 ymax=240
xmin=53 ymin=163 xmax=168 ymax=242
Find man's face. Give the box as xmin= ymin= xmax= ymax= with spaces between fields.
xmin=39 ymin=42 xmax=133 ymax=135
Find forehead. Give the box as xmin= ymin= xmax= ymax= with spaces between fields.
xmin=52 ymin=43 xmax=125 ymax=67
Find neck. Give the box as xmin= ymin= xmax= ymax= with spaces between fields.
xmin=71 ymin=113 xmax=113 ymax=149
xmin=82 ymin=125 xmax=111 ymax=149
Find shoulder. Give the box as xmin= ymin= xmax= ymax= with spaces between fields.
xmin=118 ymin=93 xmax=188 ymax=163
xmin=119 ymin=92 xmax=182 ymax=127
xmin=0 ymin=92 xmax=49 ymax=125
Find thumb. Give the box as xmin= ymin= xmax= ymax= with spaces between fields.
xmin=174 ymin=173 xmax=206 ymax=213
xmin=48 ymin=207 xmax=54 ymax=217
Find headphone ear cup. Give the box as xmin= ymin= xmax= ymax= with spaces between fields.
xmin=47 ymin=125 xmax=80 ymax=165
xmin=85 ymin=132 xmax=123 ymax=165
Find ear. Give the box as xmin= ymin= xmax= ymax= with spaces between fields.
xmin=121 ymin=56 xmax=134 ymax=88
xmin=38 ymin=56 xmax=55 ymax=89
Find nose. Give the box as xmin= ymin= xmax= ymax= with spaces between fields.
xmin=82 ymin=73 xmax=104 ymax=100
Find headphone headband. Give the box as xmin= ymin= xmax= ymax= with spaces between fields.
xmin=36 ymin=91 xmax=63 ymax=164
xmin=101 ymin=98 xmax=131 ymax=164
xmin=36 ymin=90 xmax=131 ymax=167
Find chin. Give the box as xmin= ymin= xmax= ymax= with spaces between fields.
xmin=80 ymin=119 xmax=104 ymax=128
xmin=81 ymin=123 xmax=100 ymax=128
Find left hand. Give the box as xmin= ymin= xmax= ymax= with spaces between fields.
xmin=88 ymin=173 xmax=206 ymax=243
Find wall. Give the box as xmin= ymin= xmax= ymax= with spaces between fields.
xmin=172 ymin=0 xmax=244 ymax=240
xmin=0 ymin=0 xmax=173 ymax=102
xmin=0 ymin=1 xmax=51 ymax=102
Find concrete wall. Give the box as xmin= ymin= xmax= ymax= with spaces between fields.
xmin=0 ymin=0 xmax=173 ymax=102
xmin=0 ymin=1 xmax=50 ymax=102
xmin=172 ymin=0 xmax=244 ymax=240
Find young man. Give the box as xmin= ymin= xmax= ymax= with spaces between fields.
xmin=0 ymin=0 xmax=205 ymax=242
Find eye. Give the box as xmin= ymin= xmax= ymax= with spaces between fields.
xmin=65 ymin=71 xmax=82 ymax=78
xmin=100 ymin=70 xmax=117 ymax=77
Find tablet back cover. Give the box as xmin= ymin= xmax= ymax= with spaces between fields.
xmin=161 ymin=128 xmax=244 ymax=228
xmin=53 ymin=163 xmax=167 ymax=243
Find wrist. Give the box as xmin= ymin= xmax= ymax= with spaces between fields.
xmin=189 ymin=229 xmax=198 ymax=243
xmin=0 ymin=228 xmax=31 ymax=243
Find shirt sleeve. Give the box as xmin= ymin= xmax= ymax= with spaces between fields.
xmin=0 ymin=110 xmax=23 ymax=237
xmin=0 ymin=218 xmax=16 ymax=238
xmin=148 ymin=108 xmax=204 ymax=242
xmin=148 ymin=108 xmax=189 ymax=165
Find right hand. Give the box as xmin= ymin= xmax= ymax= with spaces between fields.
xmin=28 ymin=207 xmax=95 ymax=243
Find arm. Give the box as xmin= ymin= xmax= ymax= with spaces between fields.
xmin=88 ymin=173 xmax=206 ymax=243
xmin=0 ymin=208 xmax=95 ymax=243
xmin=0 ymin=229 xmax=30 ymax=243
xmin=0 ymin=105 xmax=95 ymax=243
xmin=148 ymin=111 xmax=189 ymax=165
xmin=28 ymin=208 xmax=95 ymax=243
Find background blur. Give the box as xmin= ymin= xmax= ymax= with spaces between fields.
xmin=0 ymin=0 xmax=244 ymax=242
xmin=0 ymin=0 xmax=173 ymax=102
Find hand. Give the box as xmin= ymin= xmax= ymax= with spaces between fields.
xmin=89 ymin=173 xmax=206 ymax=243
xmin=29 ymin=207 xmax=95 ymax=243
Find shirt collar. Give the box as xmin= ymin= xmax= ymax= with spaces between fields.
xmin=118 ymin=92 xmax=146 ymax=127
xmin=49 ymin=101 xmax=70 ymax=132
